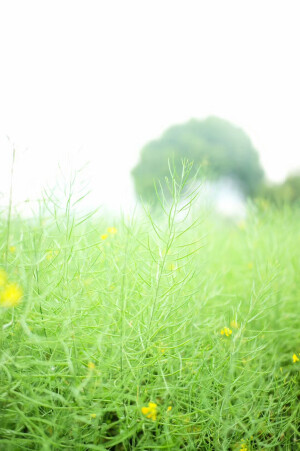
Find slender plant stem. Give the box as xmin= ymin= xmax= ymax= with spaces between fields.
xmin=5 ymin=148 xmax=16 ymax=268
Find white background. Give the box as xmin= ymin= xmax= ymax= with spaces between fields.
xmin=0 ymin=0 xmax=299 ymax=212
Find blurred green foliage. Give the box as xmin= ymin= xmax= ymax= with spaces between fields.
xmin=132 ymin=116 xmax=264 ymax=203
xmin=258 ymin=173 xmax=300 ymax=206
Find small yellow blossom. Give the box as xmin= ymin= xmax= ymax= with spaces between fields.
xmin=0 ymin=269 xmax=8 ymax=287
xmin=90 ymin=413 xmax=97 ymax=418
xmin=292 ymin=353 xmax=299 ymax=363
xmin=83 ymin=278 xmax=93 ymax=287
xmin=101 ymin=234 xmax=108 ymax=240
xmin=220 ymin=327 xmax=232 ymax=337
xmin=0 ymin=283 xmax=23 ymax=308
xmin=88 ymin=362 xmax=95 ymax=370
xmin=46 ymin=250 xmax=59 ymax=261
xmin=230 ymin=320 xmax=239 ymax=329
xmin=9 ymin=246 xmax=16 ymax=253
xmin=167 ymin=406 xmax=172 ymax=412
xmin=107 ymin=227 xmax=117 ymax=235
xmin=46 ymin=252 xmax=52 ymax=261
xmin=141 ymin=402 xmax=157 ymax=421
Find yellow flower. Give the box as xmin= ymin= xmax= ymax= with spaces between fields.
xmin=141 ymin=402 xmax=157 ymax=421
xmin=83 ymin=278 xmax=93 ymax=287
xmin=292 ymin=353 xmax=299 ymax=363
xmin=0 ymin=269 xmax=8 ymax=287
xmin=167 ymin=406 xmax=172 ymax=412
xmin=238 ymin=439 xmax=248 ymax=450
xmin=9 ymin=246 xmax=16 ymax=253
xmin=46 ymin=250 xmax=59 ymax=261
xmin=90 ymin=413 xmax=97 ymax=418
xmin=101 ymin=234 xmax=108 ymax=240
xmin=107 ymin=227 xmax=117 ymax=234
xmin=46 ymin=252 xmax=52 ymax=261
xmin=0 ymin=283 xmax=23 ymax=308
xmin=230 ymin=320 xmax=239 ymax=329
xmin=88 ymin=362 xmax=95 ymax=370
xmin=220 ymin=327 xmax=232 ymax=337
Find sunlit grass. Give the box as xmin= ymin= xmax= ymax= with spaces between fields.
xmin=0 ymin=166 xmax=299 ymax=449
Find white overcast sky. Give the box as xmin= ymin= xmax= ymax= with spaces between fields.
xmin=0 ymin=0 xmax=300 ymax=212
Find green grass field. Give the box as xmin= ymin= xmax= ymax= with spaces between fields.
xmin=0 ymin=175 xmax=300 ymax=450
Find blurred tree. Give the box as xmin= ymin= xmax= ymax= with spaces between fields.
xmin=259 ymin=173 xmax=300 ymax=206
xmin=131 ymin=116 xmax=264 ymax=203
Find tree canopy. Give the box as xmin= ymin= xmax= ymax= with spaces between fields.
xmin=132 ymin=116 xmax=264 ymax=203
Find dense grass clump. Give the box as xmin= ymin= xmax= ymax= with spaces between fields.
xmin=0 ymin=172 xmax=299 ymax=450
